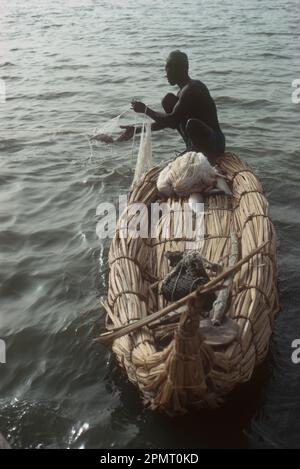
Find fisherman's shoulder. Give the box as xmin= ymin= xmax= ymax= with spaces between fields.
xmin=180 ymin=80 xmax=202 ymax=95
xmin=190 ymin=79 xmax=210 ymax=94
xmin=181 ymin=80 xmax=209 ymax=99
xmin=179 ymin=81 xmax=209 ymax=104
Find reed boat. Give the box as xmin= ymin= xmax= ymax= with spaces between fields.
xmin=98 ymin=152 xmax=280 ymax=415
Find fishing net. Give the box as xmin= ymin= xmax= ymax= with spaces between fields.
xmin=132 ymin=115 xmax=153 ymax=186
xmin=161 ymin=251 xmax=212 ymax=303
xmin=90 ymin=108 xmax=130 ymax=143
xmin=89 ymin=108 xmax=153 ymax=185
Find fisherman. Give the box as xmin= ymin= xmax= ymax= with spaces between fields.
xmin=118 ymin=50 xmax=225 ymax=165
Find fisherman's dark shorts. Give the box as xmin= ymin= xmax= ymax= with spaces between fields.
xmin=208 ymin=129 xmax=226 ymax=155
xmin=186 ymin=130 xmax=225 ymax=155
xmin=185 ymin=122 xmax=226 ymax=157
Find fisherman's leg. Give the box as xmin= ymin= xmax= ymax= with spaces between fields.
xmin=161 ymin=93 xmax=179 ymax=113
xmin=186 ymin=118 xmax=214 ymax=158
xmin=186 ymin=118 xmax=225 ymax=165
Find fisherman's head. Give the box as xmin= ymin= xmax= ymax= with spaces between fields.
xmin=165 ymin=50 xmax=189 ymax=85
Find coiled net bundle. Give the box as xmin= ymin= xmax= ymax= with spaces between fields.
xmin=157 ymin=152 xmax=218 ymax=197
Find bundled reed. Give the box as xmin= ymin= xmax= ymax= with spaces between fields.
xmin=99 ymin=153 xmax=280 ymax=415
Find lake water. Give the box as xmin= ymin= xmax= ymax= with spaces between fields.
xmin=0 ymin=0 xmax=300 ymax=448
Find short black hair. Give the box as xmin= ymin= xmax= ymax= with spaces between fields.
xmin=166 ymin=50 xmax=189 ymax=71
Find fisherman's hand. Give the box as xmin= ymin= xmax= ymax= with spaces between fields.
xmin=131 ymin=99 xmax=146 ymax=114
xmin=116 ymin=125 xmax=134 ymax=142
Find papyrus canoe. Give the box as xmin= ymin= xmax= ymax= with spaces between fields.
xmin=101 ymin=153 xmax=280 ymax=415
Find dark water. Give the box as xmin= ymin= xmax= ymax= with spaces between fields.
xmin=0 ymin=0 xmax=300 ymax=449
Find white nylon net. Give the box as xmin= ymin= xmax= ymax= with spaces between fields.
xmin=90 ymin=108 xmax=130 ymax=143
xmin=132 ymin=115 xmax=153 ymax=186
xmin=89 ymin=108 xmax=153 ymax=186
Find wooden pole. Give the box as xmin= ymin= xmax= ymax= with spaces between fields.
xmin=95 ymin=241 xmax=268 ymax=344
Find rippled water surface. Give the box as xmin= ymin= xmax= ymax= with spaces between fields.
xmin=0 ymin=0 xmax=300 ymax=448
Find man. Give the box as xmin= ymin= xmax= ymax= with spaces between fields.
xmin=119 ymin=50 xmax=225 ymax=165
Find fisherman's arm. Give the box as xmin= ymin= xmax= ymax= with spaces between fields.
xmin=145 ymin=107 xmax=176 ymax=127
xmin=116 ymin=122 xmax=166 ymax=142
xmin=131 ymin=92 xmax=189 ymax=129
